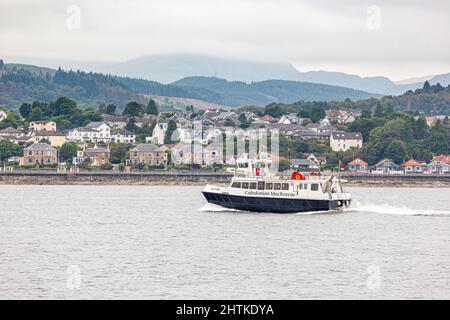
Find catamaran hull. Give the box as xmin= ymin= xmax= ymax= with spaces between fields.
xmin=202 ymin=191 xmax=348 ymax=213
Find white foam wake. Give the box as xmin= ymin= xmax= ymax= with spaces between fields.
xmin=349 ymin=201 xmax=450 ymax=216
xmin=198 ymin=203 xmax=241 ymax=212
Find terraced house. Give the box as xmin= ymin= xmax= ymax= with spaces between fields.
xmin=129 ymin=144 xmax=167 ymax=166
xmin=20 ymin=143 xmax=57 ymax=166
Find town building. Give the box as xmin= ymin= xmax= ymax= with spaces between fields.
xmin=102 ymin=114 xmax=127 ymax=130
xmin=330 ymin=131 xmax=363 ymax=152
xmin=29 ymin=131 xmax=66 ymax=147
xmin=29 ymin=121 xmax=57 ymax=132
xmin=373 ymin=159 xmax=399 ymax=173
xmin=426 ymin=159 xmax=450 ymax=174
xmin=0 ymin=127 xmax=24 ymax=138
xmin=20 ymin=143 xmax=57 ymax=166
xmin=347 ymin=158 xmax=369 ymax=172
xmin=129 ymin=144 xmax=167 ymax=167
xmin=111 ymin=129 xmax=136 ymax=144
xmin=67 ymin=122 xmax=111 ymax=143
xmin=83 ymin=146 xmax=110 ymax=165
xmin=401 ymin=159 xmax=425 ymax=173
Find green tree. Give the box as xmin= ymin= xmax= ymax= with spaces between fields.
xmin=106 ymin=104 xmax=116 ymax=115
xmin=123 ymin=101 xmax=144 ymax=132
xmin=310 ymin=106 xmax=326 ymax=123
xmin=53 ymin=97 xmax=77 ymax=116
xmin=374 ymin=104 xmax=384 ymax=118
xmin=384 ymin=139 xmax=406 ymax=164
xmin=19 ymin=103 xmax=32 ymax=119
xmin=59 ymin=142 xmax=78 ymax=162
xmin=145 ymin=99 xmax=159 ymax=115
xmin=110 ymin=143 xmax=130 ymax=164
xmin=0 ymin=140 xmax=22 ymax=161
xmin=423 ymin=81 xmax=431 ymax=92
xmin=414 ymin=116 xmax=428 ymax=140
xmin=29 ymin=107 xmax=42 ymax=121
xmin=426 ymin=121 xmax=449 ymax=155
xmin=164 ymin=120 xmax=178 ymax=144
xmin=6 ymin=112 xmax=17 ymax=128
xmin=0 ymin=59 xmax=4 ymax=69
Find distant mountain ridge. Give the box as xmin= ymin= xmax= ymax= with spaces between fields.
xmin=0 ymin=62 xmax=380 ymax=110
xmin=92 ymin=54 xmax=450 ymax=95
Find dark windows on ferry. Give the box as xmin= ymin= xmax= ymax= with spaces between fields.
xmin=231 ymin=182 xmax=241 ymax=188
xmin=266 ymin=183 xmax=273 ymax=190
xmin=242 ymin=182 xmax=249 ymax=189
xmin=311 ymin=183 xmax=319 ymax=191
xmin=282 ymin=183 xmax=289 ymax=190
xmin=274 ymin=183 xmax=281 ymax=190
xmin=250 ymin=182 xmax=257 ymax=190
xmin=257 ymin=181 xmax=265 ymax=190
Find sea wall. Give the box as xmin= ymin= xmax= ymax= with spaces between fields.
xmin=0 ymin=171 xmax=450 ymax=187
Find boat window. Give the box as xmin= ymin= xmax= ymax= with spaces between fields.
xmin=250 ymin=182 xmax=257 ymax=190
xmin=242 ymin=182 xmax=249 ymax=189
xmin=257 ymin=181 xmax=265 ymax=190
xmin=266 ymin=183 xmax=273 ymax=190
xmin=274 ymin=183 xmax=281 ymax=190
xmin=231 ymin=182 xmax=241 ymax=188
xmin=311 ymin=184 xmax=319 ymax=191
xmin=282 ymin=183 xmax=289 ymax=190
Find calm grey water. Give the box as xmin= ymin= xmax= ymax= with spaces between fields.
xmin=0 ymin=185 xmax=449 ymax=299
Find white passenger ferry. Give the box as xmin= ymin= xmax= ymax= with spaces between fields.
xmin=202 ymin=159 xmax=351 ymax=213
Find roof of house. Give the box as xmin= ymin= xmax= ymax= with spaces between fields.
xmin=35 ymin=131 xmax=65 ymax=136
xmin=331 ymin=131 xmax=362 ymax=140
xmin=374 ymin=159 xmax=398 ymax=167
xmin=402 ymin=159 xmax=422 ymax=167
xmin=432 ymin=155 xmax=450 ymax=164
xmin=112 ymin=129 xmax=134 ymax=136
xmin=85 ymin=147 xmax=110 ymax=153
xmin=24 ymin=143 xmax=56 ymax=151
xmin=85 ymin=122 xmax=107 ymax=129
xmin=131 ymin=144 xmax=162 ymax=152
xmin=30 ymin=120 xmax=55 ymax=124
xmin=0 ymin=127 xmax=23 ymax=134
xmin=348 ymin=158 xmax=368 ymax=166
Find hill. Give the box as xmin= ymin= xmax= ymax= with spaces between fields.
xmin=0 ymin=63 xmax=380 ymax=110
xmin=171 ymin=76 xmax=380 ymax=106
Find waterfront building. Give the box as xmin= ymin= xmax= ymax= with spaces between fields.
xmin=330 ymin=131 xmax=363 ymax=152
xmin=347 ymin=158 xmax=369 ymax=172
xmin=401 ymin=159 xmax=425 ymax=173
xmin=373 ymin=159 xmax=399 ymax=173
xmin=102 ymin=114 xmax=127 ymax=130
xmin=83 ymin=146 xmax=110 ymax=165
xmin=21 ymin=143 xmax=57 ymax=166
xmin=129 ymin=144 xmax=167 ymax=167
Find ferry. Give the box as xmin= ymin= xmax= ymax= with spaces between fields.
xmin=202 ymin=159 xmax=351 ymax=213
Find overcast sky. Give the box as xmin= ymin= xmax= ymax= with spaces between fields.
xmin=1 ymin=0 xmax=449 ymax=80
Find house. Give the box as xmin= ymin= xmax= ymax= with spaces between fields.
xmin=278 ymin=114 xmax=301 ymax=125
xmin=374 ymin=159 xmax=399 ymax=173
xmin=426 ymin=158 xmax=450 ymax=174
xmin=111 ymin=129 xmax=135 ymax=144
xmin=29 ymin=131 xmax=66 ymax=147
xmin=401 ymin=159 xmax=424 ymax=173
xmin=102 ymin=114 xmax=127 ymax=129
xmin=29 ymin=121 xmax=56 ymax=132
xmin=67 ymin=122 xmax=111 ymax=143
xmin=330 ymin=131 xmax=363 ymax=152
xmin=425 ymin=116 xmax=447 ymax=127
xmin=0 ymin=127 xmax=24 ymax=138
xmin=291 ymin=159 xmax=320 ymax=172
xmin=326 ymin=110 xmax=355 ymax=124
xmin=0 ymin=110 xmax=7 ymax=121
xmin=83 ymin=146 xmax=110 ymax=165
xmin=20 ymin=143 xmax=57 ymax=166
xmin=259 ymin=115 xmax=275 ymax=123
xmin=347 ymin=158 xmax=369 ymax=172
xmin=129 ymin=144 xmax=167 ymax=167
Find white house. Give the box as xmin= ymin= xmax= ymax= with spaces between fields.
xmin=67 ymin=122 xmax=111 ymax=143
xmin=111 ymin=129 xmax=135 ymax=144
xmin=330 ymin=131 xmax=363 ymax=152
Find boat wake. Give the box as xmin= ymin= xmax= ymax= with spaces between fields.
xmin=199 ymin=203 xmax=242 ymax=213
xmin=348 ymin=201 xmax=450 ymax=216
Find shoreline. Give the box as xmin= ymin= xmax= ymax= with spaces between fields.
xmin=1 ymin=178 xmax=449 ymax=188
